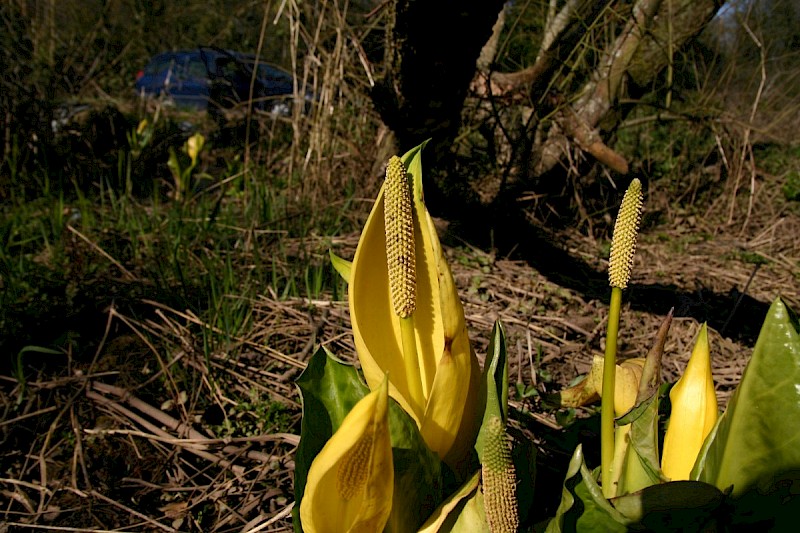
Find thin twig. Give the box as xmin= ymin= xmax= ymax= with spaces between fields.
xmin=65 ymin=224 xmax=136 ymax=281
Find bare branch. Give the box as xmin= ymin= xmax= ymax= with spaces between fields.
xmin=477 ymin=4 xmax=509 ymax=72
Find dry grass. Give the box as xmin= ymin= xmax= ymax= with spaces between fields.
xmin=3 ymin=164 xmax=798 ymax=530
xmin=3 ymin=4 xmax=800 ymax=530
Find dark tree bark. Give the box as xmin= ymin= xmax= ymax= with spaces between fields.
xmin=370 ymin=0 xmax=507 ymax=159
xmin=370 ymin=0 xmax=725 ymax=217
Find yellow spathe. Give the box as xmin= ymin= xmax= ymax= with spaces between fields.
xmin=661 ymin=324 xmax=718 ymax=481
xmin=300 ymin=376 xmax=393 ymax=533
xmin=349 ymin=149 xmax=480 ymax=467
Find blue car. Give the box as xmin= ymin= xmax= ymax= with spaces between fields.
xmin=135 ymin=47 xmax=299 ymax=115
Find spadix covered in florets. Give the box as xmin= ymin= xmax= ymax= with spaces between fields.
xmin=348 ymin=143 xmax=481 ymax=469
xmin=608 ymin=178 xmax=643 ymax=290
xmin=299 ymin=376 xmax=393 ymax=533
xmin=384 ymin=156 xmax=417 ymax=319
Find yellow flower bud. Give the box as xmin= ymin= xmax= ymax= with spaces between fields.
xmin=136 ymin=119 xmax=148 ymax=135
xmin=661 ymin=324 xmax=718 ymax=481
xmin=349 ymin=146 xmax=480 ymax=469
xmin=185 ymin=132 xmax=205 ymax=166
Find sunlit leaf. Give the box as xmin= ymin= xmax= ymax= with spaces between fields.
xmin=329 ymin=250 xmax=352 ymax=282
xmin=693 ymin=297 xmax=800 ymax=497
xmin=618 ymin=392 xmax=665 ymax=495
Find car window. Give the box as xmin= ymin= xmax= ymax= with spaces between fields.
xmin=185 ymin=58 xmax=208 ymax=80
xmin=257 ymin=66 xmax=293 ymax=85
xmin=216 ymin=58 xmax=247 ymax=81
xmin=145 ymin=57 xmax=173 ymax=76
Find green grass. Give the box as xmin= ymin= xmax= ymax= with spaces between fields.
xmin=755 ymin=144 xmax=800 ymax=202
xmin=0 ymin=120 xmax=359 ymax=372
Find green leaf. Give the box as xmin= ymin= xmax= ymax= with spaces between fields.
xmin=611 ymin=481 xmax=725 ymax=531
xmin=728 ymin=469 xmax=800 ymax=530
xmin=475 ymin=321 xmax=509 ymax=463
xmin=545 ymin=445 xmax=630 ymax=533
xmin=401 ymin=139 xmax=431 ymax=204
xmin=293 ymin=347 xmax=369 ymax=532
xmin=167 ymin=147 xmax=181 ymax=182
xmin=293 ymin=347 xmax=443 ymax=533
xmin=618 ymin=392 xmax=665 ymax=495
xmin=693 ymin=297 xmax=800 ymax=497
xmin=329 ymin=250 xmax=352 ymax=283
xmin=385 ymin=384 xmax=444 ymax=533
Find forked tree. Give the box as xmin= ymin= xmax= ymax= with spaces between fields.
xmin=369 ymin=0 xmax=725 ymax=213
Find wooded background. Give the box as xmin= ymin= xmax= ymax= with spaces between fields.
xmin=2 ymin=0 xmax=799 ymax=218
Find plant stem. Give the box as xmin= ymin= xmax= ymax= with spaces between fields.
xmin=400 ymin=315 xmax=425 ymax=418
xmin=601 ymin=286 xmax=622 ymax=498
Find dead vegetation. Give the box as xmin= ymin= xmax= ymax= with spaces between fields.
xmin=2 ymin=161 xmax=798 ymax=530
xmin=3 ymin=1 xmax=800 ymax=531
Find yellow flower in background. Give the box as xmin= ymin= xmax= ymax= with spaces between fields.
xmin=300 ymin=376 xmax=393 ymax=533
xmin=135 ymin=118 xmax=149 ymax=135
xmin=185 ymin=132 xmax=205 ymax=167
xmin=661 ymin=323 xmax=718 ymax=481
xmin=349 ymin=148 xmax=481 ymax=468
xmin=558 ymin=355 xmax=645 ymax=416
xmin=591 ymin=356 xmax=645 ymax=417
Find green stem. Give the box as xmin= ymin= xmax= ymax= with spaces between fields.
xmin=601 ymin=287 xmax=622 ymax=498
xmin=400 ymin=315 xmax=425 ymax=418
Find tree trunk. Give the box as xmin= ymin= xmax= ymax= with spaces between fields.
xmin=371 ymin=0 xmax=725 ymax=214
xmin=370 ymin=0 xmax=507 ymax=159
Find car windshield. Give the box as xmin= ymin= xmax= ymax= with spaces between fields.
xmin=185 ymin=58 xmax=208 ymax=79
xmin=256 ymin=65 xmax=293 ymax=85
xmin=144 ymin=57 xmax=173 ymax=76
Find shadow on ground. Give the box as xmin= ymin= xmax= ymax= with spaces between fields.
xmin=443 ymin=206 xmax=768 ymax=347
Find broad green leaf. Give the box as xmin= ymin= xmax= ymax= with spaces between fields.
xmin=693 ymin=297 xmax=800 ymax=497
xmin=618 ymin=392 xmax=665 ymax=495
xmin=545 ymin=444 xmax=630 ymax=533
xmin=728 ymin=469 xmax=800 ymax=530
xmin=385 ymin=384 xmax=444 ymax=533
xmin=615 ymin=314 xmax=671 ymax=496
xmin=611 ymin=481 xmax=725 ymax=531
xmin=293 ymin=347 xmax=443 ymax=533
